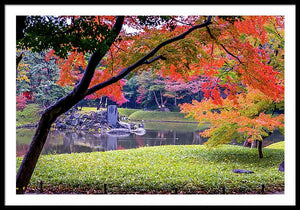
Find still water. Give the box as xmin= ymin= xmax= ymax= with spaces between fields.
xmin=16 ymin=122 xmax=284 ymax=157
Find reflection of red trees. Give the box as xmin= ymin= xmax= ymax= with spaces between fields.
xmin=135 ymin=135 xmax=144 ymax=148
xmin=117 ymin=145 xmax=124 ymax=150
xmin=155 ymin=131 xmax=167 ymax=146
xmin=16 ymin=144 xmax=29 ymax=157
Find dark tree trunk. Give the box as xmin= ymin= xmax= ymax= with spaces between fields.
xmin=16 ymin=94 xmax=86 ymax=193
xmin=257 ymin=140 xmax=263 ymax=158
xmin=16 ymin=108 xmax=58 ymax=193
xmin=16 ymin=16 xmax=26 ymax=40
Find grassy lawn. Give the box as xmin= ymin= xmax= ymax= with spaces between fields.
xmin=77 ymin=107 xmax=99 ymax=114
xmin=265 ymin=141 xmax=284 ymax=150
xmin=78 ymin=107 xmax=139 ymax=117
xmin=16 ymin=104 xmax=42 ymax=127
xmin=17 ymin=144 xmax=284 ymax=194
xmin=118 ymin=108 xmax=140 ymax=117
xmin=128 ymin=110 xmax=198 ymax=122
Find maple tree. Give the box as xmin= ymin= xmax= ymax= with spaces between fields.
xmin=15 ymin=15 xmax=284 ymax=193
xmin=178 ymin=16 xmax=285 ymax=158
xmin=180 ymin=87 xmax=284 ymax=158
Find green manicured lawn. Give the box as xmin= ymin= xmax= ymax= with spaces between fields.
xmin=17 ymin=144 xmax=284 ymax=194
xmin=78 ymin=107 xmax=99 ymax=114
xmin=265 ymin=141 xmax=284 ymax=150
xmin=128 ymin=110 xmax=198 ymax=122
xmin=78 ymin=107 xmax=139 ymax=117
xmin=118 ymin=108 xmax=139 ymax=117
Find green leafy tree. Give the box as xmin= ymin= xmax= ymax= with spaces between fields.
xmin=122 ymin=75 xmax=141 ymax=109
xmin=17 ymin=50 xmax=73 ymax=108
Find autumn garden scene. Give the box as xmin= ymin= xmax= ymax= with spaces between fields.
xmin=15 ymin=15 xmax=285 ymax=195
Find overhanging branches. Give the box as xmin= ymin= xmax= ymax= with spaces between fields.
xmin=84 ymin=16 xmax=212 ymax=96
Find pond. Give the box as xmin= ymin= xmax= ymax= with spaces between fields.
xmin=16 ymin=122 xmax=284 ymax=157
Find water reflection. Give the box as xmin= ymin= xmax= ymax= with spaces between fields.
xmin=16 ymin=126 xmax=284 ymax=157
xmin=16 ymin=128 xmax=208 ymax=157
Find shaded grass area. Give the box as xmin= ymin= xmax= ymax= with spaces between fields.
xmin=17 ymin=145 xmax=284 ymax=194
xmin=16 ymin=104 xmax=42 ymax=127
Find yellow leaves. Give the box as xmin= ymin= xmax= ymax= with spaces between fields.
xmin=180 ymin=85 xmax=284 ymax=146
xmin=17 ymin=73 xmax=30 ymax=82
xmin=17 ymin=63 xmax=30 ymax=82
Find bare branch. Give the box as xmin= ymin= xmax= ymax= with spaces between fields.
xmin=144 ymin=55 xmax=166 ymax=64
xmin=205 ymin=25 xmax=243 ymax=65
xmin=113 ymin=42 xmax=126 ymax=53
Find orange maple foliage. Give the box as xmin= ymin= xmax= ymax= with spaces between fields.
xmin=180 ymin=87 xmax=284 ymax=146
xmin=45 ymin=16 xmax=284 ymax=107
xmin=118 ymin=16 xmax=284 ymax=105
xmin=45 ymin=48 xmax=128 ymax=105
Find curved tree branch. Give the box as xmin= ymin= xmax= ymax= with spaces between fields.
xmin=144 ymin=55 xmax=167 ymax=64
xmin=85 ymin=16 xmax=212 ymax=96
xmin=73 ymin=16 xmax=124 ymax=96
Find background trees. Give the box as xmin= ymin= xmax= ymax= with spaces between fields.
xmin=17 ymin=50 xmax=73 ymax=108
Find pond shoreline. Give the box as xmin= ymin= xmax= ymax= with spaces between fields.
xmin=16 ymin=119 xmax=205 ymax=129
xmin=129 ymin=119 xmax=202 ymax=124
